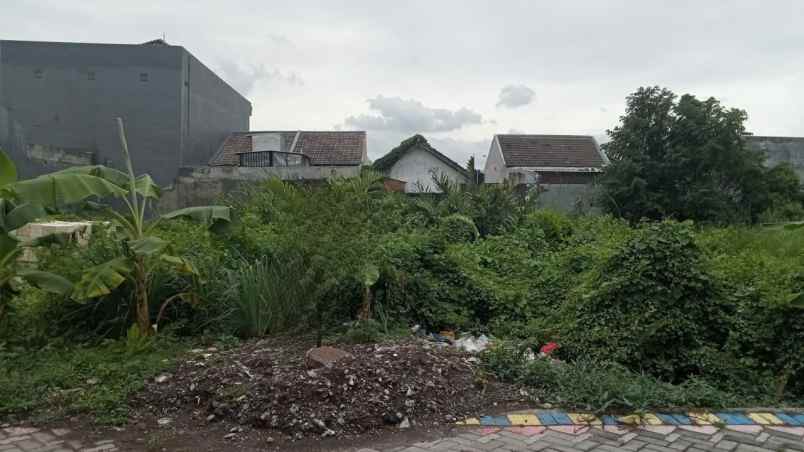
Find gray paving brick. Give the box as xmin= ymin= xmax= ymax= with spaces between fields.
xmin=620 ymin=439 xmax=647 ymax=450
xmin=638 ymin=436 xmax=672 ymax=448
xmin=572 ymin=440 xmax=598 ymax=451
xmin=16 ymin=440 xmax=43 ymax=451
xmin=0 ymin=437 xmax=30 ymax=446
xmin=733 ymin=445 xmax=772 ymax=452
xmin=30 ymin=444 xmax=68 ymax=452
xmin=763 ymin=438 xmax=804 ymax=451
xmin=31 ymin=433 xmax=54 ymax=444
xmin=722 ymin=432 xmax=765 ymax=448
xmin=715 ymin=440 xmax=738 ymax=450
xmin=79 ymin=445 xmax=117 ymax=452
xmin=591 ymin=446 xmax=624 ymax=452
xmin=642 ymin=445 xmax=678 ymax=452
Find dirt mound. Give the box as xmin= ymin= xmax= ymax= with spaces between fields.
xmin=132 ymin=337 xmax=521 ymax=441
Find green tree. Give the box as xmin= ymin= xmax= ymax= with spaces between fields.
xmin=600 ymin=86 xmax=800 ymax=224
xmin=466 ymin=155 xmax=478 ymax=185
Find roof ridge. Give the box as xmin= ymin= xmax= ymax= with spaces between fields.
xmin=243 ymin=130 xmax=366 ymax=134
xmin=373 ymin=134 xmax=468 ymax=176
xmin=497 ymin=134 xmax=595 ymax=138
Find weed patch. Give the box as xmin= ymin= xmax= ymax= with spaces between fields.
xmin=0 ymin=336 xmax=187 ymax=424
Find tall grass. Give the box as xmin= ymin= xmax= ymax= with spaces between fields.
xmin=228 ymin=255 xmax=312 ymax=338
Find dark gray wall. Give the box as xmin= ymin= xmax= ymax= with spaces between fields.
xmin=0 ymin=40 xmax=251 ymax=185
xmin=182 ymin=53 xmax=251 ymax=167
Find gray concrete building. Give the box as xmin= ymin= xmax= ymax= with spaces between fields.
xmin=158 ymin=130 xmax=369 ymax=209
xmin=745 ymin=135 xmax=804 ymax=182
xmin=0 ymin=39 xmax=251 ymax=185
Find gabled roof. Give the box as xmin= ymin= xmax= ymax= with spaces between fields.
xmin=373 ymin=134 xmax=469 ymax=177
xmin=209 ymin=131 xmax=367 ymax=167
xmin=496 ymin=134 xmax=606 ymax=170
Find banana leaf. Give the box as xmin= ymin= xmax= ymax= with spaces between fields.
xmin=162 ymin=205 xmax=231 ymax=231
xmin=18 ymin=269 xmax=74 ymax=295
xmin=4 ymin=172 xmax=127 ymax=207
xmin=0 ymin=150 xmax=17 ymax=187
xmin=73 ymin=257 xmax=132 ymax=299
xmin=129 ymin=236 xmax=168 ymax=257
xmin=56 ymin=166 xmax=161 ymax=199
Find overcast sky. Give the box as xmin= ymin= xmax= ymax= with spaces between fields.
xmin=5 ymin=0 xmax=804 ymax=166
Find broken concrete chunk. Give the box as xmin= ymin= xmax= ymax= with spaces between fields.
xmin=304 ymin=346 xmax=354 ymax=369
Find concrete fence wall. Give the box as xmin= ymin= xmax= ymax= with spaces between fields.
xmin=158 ymin=165 xmax=362 ymax=210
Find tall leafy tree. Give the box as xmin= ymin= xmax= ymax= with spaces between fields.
xmin=600 ymin=86 xmax=798 ymax=224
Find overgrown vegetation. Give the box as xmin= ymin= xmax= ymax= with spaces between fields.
xmin=2 ymin=89 xmax=804 ymax=423
xmin=0 ymin=335 xmax=186 ymax=424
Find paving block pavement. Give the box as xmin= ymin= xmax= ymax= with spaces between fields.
xmin=361 ymin=423 xmax=804 ymax=451
xmin=0 ymin=427 xmax=118 ymax=452
xmin=359 ymin=410 xmax=804 ymax=452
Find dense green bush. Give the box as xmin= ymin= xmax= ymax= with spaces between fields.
xmin=565 ymin=221 xmax=730 ymax=382
xmin=437 ymin=214 xmax=479 ymax=244
xmin=699 ymin=226 xmax=804 ymax=399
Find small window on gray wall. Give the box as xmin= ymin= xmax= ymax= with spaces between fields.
xmin=33 ymin=68 xmax=43 ymax=79
xmin=87 ymin=71 xmax=96 ymax=81
xmin=139 ymin=72 xmax=149 ymax=82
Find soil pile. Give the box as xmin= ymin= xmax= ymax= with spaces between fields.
xmin=132 ymin=337 xmax=521 ymax=440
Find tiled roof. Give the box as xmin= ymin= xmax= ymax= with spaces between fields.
xmin=211 ymin=133 xmax=252 ymax=166
xmin=496 ymin=134 xmax=606 ymax=169
xmin=296 ymin=131 xmax=366 ymax=166
xmin=209 ymin=131 xmax=366 ymax=167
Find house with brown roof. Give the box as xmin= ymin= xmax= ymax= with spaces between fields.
xmin=158 ymin=131 xmax=368 ymax=209
xmin=209 ymin=130 xmax=368 ymax=175
xmin=483 ymin=134 xmax=608 ymax=211
xmin=373 ymin=135 xmax=470 ymax=193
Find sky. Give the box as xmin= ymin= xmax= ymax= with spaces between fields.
xmin=4 ymin=0 xmax=804 ymax=166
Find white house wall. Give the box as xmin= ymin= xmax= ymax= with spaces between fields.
xmin=483 ymin=138 xmax=507 ymax=183
xmin=387 ymin=147 xmax=468 ymax=193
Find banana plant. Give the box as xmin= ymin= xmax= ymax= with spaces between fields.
xmin=0 ymin=149 xmax=126 ymax=324
xmin=56 ymin=118 xmax=231 ymax=335
xmin=3 ymin=119 xmax=231 ymax=335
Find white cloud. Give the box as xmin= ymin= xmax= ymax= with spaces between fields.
xmin=215 ymin=60 xmax=303 ymax=97
xmin=497 ymin=84 xmax=535 ymax=109
xmin=345 ymin=95 xmax=482 ymax=133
